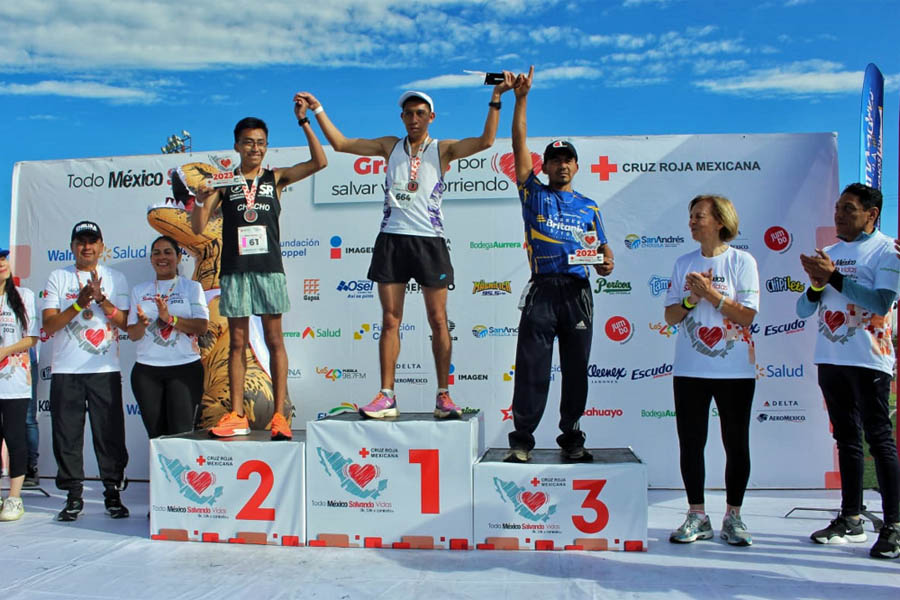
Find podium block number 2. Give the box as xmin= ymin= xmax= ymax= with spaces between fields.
xmin=236 ymin=460 xmax=276 ymax=521
xmin=571 ymin=479 xmax=609 ymax=534
xmin=409 ymin=449 xmax=440 ymax=514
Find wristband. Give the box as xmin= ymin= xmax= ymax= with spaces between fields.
xmin=193 ymin=199 xmax=204 ymax=208
xmin=810 ymin=283 xmax=826 ymax=292
xmin=107 ymin=306 xmax=118 ymax=320
xmin=168 ymin=315 xmax=178 ymax=327
xmin=313 ymin=106 xmax=324 ymax=115
xmin=297 ymin=116 xmax=310 ymax=126
xmin=682 ymin=297 xmax=696 ymax=310
xmin=488 ymin=100 xmax=502 ymax=110
xmin=715 ymin=295 xmax=726 ymax=312
xmin=73 ymin=301 xmax=83 ymax=313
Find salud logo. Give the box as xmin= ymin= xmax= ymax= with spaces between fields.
xmin=605 ymin=316 xmax=633 ymax=343
xmin=156 ymin=454 xmax=224 ymax=506
xmin=315 ymin=447 xmax=388 ymax=499
xmin=493 ymin=477 xmax=557 ymax=522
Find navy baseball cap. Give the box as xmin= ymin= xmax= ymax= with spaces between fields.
xmin=0 ymin=248 xmax=9 ymax=257
xmin=543 ymin=140 xmax=578 ymax=163
xmin=71 ymin=221 xmax=102 ymax=241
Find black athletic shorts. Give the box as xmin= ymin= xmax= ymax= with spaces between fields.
xmin=367 ymin=232 xmax=454 ymax=288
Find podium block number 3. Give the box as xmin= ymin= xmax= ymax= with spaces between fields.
xmin=571 ymin=479 xmax=609 ymax=534
xmin=236 ymin=460 xmax=276 ymax=521
xmin=409 ymin=449 xmax=440 ymax=514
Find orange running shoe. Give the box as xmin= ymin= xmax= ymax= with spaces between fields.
xmin=209 ymin=411 xmax=250 ymax=437
xmin=270 ymin=412 xmax=293 ymax=440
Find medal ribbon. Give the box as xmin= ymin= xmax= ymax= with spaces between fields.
xmin=239 ymin=169 xmax=260 ymax=213
xmin=404 ymin=137 xmax=431 ymax=189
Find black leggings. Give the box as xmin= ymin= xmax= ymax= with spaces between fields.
xmin=131 ymin=360 xmax=203 ymax=438
xmin=0 ymin=398 xmax=28 ymax=478
xmin=673 ymin=376 xmax=755 ymax=507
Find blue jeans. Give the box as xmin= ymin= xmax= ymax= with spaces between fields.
xmin=26 ymin=347 xmax=38 ymax=467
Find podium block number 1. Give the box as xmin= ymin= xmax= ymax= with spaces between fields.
xmin=409 ymin=449 xmax=440 ymax=514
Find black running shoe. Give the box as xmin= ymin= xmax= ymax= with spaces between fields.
xmin=558 ymin=430 xmax=593 ymax=462
xmin=105 ymin=497 xmax=130 ymax=519
xmin=502 ymin=448 xmax=531 ymax=463
xmin=869 ymin=524 xmax=900 ymax=559
xmin=810 ymin=516 xmax=867 ymax=544
xmin=56 ymin=497 xmax=84 ymax=522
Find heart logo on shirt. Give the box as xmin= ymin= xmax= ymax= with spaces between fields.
xmin=159 ymin=324 xmax=174 ymax=340
xmin=344 ymin=463 xmax=378 ymax=488
xmin=824 ymin=310 xmax=845 ymax=332
xmin=697 ymin=326 xmax=724 ymax=348
xmin=84 ymin=329 xmax=105 ymax=348
xmin=519 ymin=491 xmax=547 ymax=513
xmin=493 ymin=152 xmax=543 ymax=183
xmin=184 ymin=471 xmax=214 ymax=495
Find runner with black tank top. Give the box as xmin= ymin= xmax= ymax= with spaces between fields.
xmin=297 ymin=74 xmax=515 ymax=420
xmin=192 ymin=96 xmax=327 ymax=440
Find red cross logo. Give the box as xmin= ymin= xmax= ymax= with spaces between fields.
xmin=530 ymin=477 xmax=540 ymax=487
xmin=591 ymin=156 xmax=618 ymax=181
xmin=195 ymin=456 xmax=206 ymax=466
xmin=359 ymin=447 xmax=370 ymax=459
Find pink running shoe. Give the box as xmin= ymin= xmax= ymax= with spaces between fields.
xmin=434 ymin=391 xmax=462 ymax=419
xmin=359 ymin=392 xmax=399 ymax=419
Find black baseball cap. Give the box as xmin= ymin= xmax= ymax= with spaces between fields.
xmin=543 ymin=140 xmax=578 ymax=163
xmin=71 ymin=221 xmax=102 ymax=241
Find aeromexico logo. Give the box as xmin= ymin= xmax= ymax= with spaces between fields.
xmin=315 ymin=447 xmax=388 ymax=499
xmin=493 ymin=477 xmax=557 ymax=522
xmin=156 ymin=454 xmax=224 ymax=506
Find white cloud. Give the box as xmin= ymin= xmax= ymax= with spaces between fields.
xmin=399 ymin=73 xmax=485 ymax=89
xmin=0 ymin=80 xmax=156 ymax=102
xmin=622 ymin=0 xmax=674 ymax=7
xmin=695 ymin=60 xmax=866 ymax=96
xmin=17 ymin=114 xmax=60 ymax=121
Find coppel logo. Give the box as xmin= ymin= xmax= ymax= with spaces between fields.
xmin=330 ymin=235 xmax=342 ymax=259
xmin=624 ymin=234 xmax=641 ymax=249
xmin=605 ymin=316 xmax=633 ymax=343
xmin=764 ymin=226 xmax=792 ymax=253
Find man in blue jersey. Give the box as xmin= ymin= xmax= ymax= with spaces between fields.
xmin=505 ymin=66 xmax=614 ymax=463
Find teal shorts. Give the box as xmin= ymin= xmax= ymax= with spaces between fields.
xmin=220 ymin=272 xmax=291 ymax=318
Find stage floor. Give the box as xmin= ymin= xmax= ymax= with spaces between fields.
xmin=0 ymin=481 xmax=896 ymax=599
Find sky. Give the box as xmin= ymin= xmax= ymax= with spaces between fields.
xmin=1 ymin=0 xmax=898 ymax=245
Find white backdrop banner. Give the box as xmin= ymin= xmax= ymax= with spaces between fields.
xmin=10 ymin=133 xmax=840 ymax=487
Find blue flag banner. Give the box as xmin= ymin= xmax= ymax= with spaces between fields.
xmin=859 ymin=62 xmax=884 ymax=189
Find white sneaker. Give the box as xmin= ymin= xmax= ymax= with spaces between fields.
xmin=0 ymin=496 xmax=24 ymax=521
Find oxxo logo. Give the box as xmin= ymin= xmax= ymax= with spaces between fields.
xmin=764 ymin=226 xmax=792 ymax=253
xmin=604 ymin=316 xmax=633 ymax=343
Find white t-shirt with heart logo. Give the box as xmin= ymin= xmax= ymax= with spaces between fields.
xmin=812 ymin=230 xmax=900 ymax=375
xmin=0 ymin=286 xmax=39 ymax=398
xmin=127 ymin=277 xmax=209 ymax=367
xmin=41 ymin=265 xmax=130 ymax=374
xmin=666 ymin=246 xmax=760 ymax=379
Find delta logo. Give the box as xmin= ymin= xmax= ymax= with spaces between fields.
xmin=605 ymin=316 xmax=634 ymax=344
xmin=316 ymin=402 xmax=359 ymax=420
xmin=755 ymin=363 xmax=805 ymax=379
xmin=764 ymin=226 xmax=792 ymax=253
xmin=624 ymin=234 xmax=685 ymax=250
xmin=472 ymin=280 xmax=512 ymax=296
xmin=315 ymin=447 xmax=388 ymax=499
xmin=156 ymin=454 xmax=224 ymax=506
xmin=493 ymin=477 xmax=557 ymax=522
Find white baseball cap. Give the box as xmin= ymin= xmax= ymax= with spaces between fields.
xmin=398 ymin=91 xmax=435 ymax=113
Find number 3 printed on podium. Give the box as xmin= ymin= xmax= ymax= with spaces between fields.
xmin=571 ymin=479 xmax=609 ymax=534
xmin=409 ymin=449 xmax=440 ymax=514
xmin=236 ymin=460 xmax=276 ymax=521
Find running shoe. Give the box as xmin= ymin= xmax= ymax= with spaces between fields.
xmin=359 ymin=392 xmax=399 ymax=419
xmin=869 ymin=523 xmax=900 ymax=559
xmin=0 ymin=497 xmax=24 ymax=521
xmin=721 ymin=511 xmax=753 ymax=546
xmin=210 ymin=411 xmax=250 ymax=437
xmin=810 ymin=516 xmax=867 ymax=544
xmin=502 ymin=448 xmax=531 ymax=463
xmin=434 ymin=391 xmax=462 ymax=419
xmin=558 ymin=430 xmax=593 ymax=462
xmin=270 ymin=412 xmax=293 ymax=440
xmin=105 ymin=496 xmax=130 ymax=519
xmin=670 ymin=512 xmax=713 ymax=543
xmin=56 ymin=497 xmax=84 ymax=522
xmin=23 ymin=465 xmax=38 ymax=487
